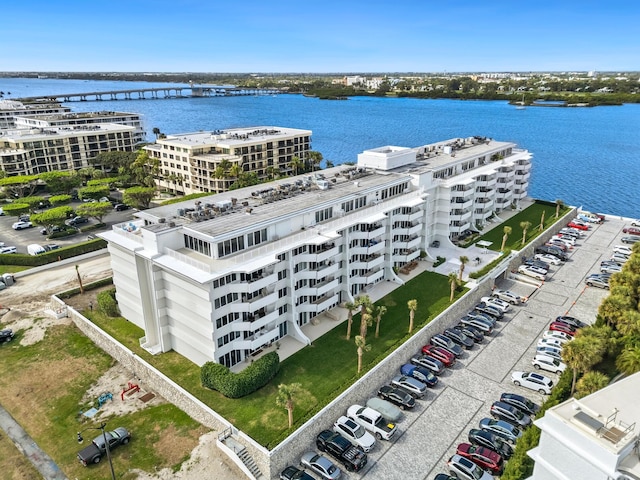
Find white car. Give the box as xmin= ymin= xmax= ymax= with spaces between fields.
xmin=12 ymin=221 xmax=33 ymax=230
xmin=560 ymin=227 xmax=584 ymax=238
xmin=511 ymin=371 xmax=554 ymax=395
xmin=480 ymin=296 xmax=510 ymax=312
xmin=536 ymin=345 xmax=563 ymax=361
xmin=631 ymin=219 xmax=640 ymax=227
xmin=537 ymin=338 xmax=566 ymax=349
xmin=611 ymin=253 xmax=630 ymax=264
xmin=448 ymin=454 xmax=493 ymax=480
xmin=492 ymin=289 xmax=524 ymax=305
xmin=542 ymin=330 xmax=573 ymax=343
xmin=534 ymin=253 xmax=561 ymax=266
xmin=518 ymin=265 xmax=546 ymax=281
xmin=532 ymin=354 xmax=566 ymax=374
xmin=333 ymin=415 xmax=376 ymax=452
xmin=613 ymin=245 xmax=633 ymax=256
xmin=552 ymin=234 xmax=575 ymax=246
xmin=0 ymin=246 xmax=17 ymax=254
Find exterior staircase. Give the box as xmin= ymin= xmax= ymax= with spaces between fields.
xmin=217 ymin=428 xmax=264 ymax=479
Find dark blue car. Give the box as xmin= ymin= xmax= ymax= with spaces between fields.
xmin=400 ymin=363 xmax=438 ymax=387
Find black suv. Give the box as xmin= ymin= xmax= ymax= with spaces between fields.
xmin=114 ymin=203 xmax=130 ymax=211
xmin=468 ymin=428 xmax=513 ymax=459
xmin=535 ymin=245 xmax=568 ymax=261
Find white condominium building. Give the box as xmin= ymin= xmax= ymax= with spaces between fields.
xmin=528 ymin=372 xmax=640 ymax=480
xmin=101 ymin=135 xmax=531 ymax=368
xmin=143 ymin=126 xmax=312 ymax=196
xmin=0 ymin=123 xmax=136 ymax=176
xmin=0 ymin=100 xmax=71 ymax=129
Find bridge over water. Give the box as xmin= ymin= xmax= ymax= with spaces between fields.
xmin=16 ymin=84 xmax=282 ymax=103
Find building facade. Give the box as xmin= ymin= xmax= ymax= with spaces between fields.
xmin=528 ymin=372 xmax=640 ymax=480
xmin=143 ymin=126 xmax=312 ymax=196
xmin=0 ymin=100 xmax=71 ymax=129
xmin=101 ymin=135 xmax=531 ymax=368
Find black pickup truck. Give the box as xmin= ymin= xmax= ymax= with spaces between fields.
xmin=77 ymin=427 xmax=131 ymax=466
xmin=316 ymin=430 xmax=367 ymax=472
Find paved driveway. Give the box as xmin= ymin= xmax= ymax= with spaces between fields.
xmin=335 ymin=216 xmax=620 ymax=480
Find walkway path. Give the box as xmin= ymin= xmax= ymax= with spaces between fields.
xmin=0 ymin=403 xmax=67 ymax=480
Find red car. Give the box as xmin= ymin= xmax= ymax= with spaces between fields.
xmin=456 ymin=443 xmax=504 ymax=475
xmin=567 ymin=222 xmax=589 ymax=231
xmin=623 ymin=226 xmax=640 ymax=235
xmin=421 ymin=344 xmax=456 ymax=367
xmin=549 ymin=321 xmax=577 ymax=336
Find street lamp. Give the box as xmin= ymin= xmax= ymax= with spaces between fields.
xmin=76 ymin=422 xmax=116 ymax=480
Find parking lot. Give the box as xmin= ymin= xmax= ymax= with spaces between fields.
xmin=0 ymin=202 xmax=135 ymax=254
xmin=330 ymin=216 xmax=622 ymax=480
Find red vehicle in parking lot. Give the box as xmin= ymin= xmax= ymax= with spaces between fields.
xmin=549 ymin=321 xmax=577 ymax=336
xmin=623 ymin=226 xmax=640 ymax=236
xmin=455 ymin=443 xmax=504 ymax=475
xmin=421 ymin=344 xmax=456 ymax=367
xmin=567 ymin=221 xmax=589 ymax=231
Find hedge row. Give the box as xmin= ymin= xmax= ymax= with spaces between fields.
xmin=0 ymin=239 xmax=106 ymax=266
xmin=57 ymin=277 xmax=114 ymax=299
xmin=97 ymin=288 xmax=119 ymax=317
xmin=201 ymin=351 xmax=280 ymax=398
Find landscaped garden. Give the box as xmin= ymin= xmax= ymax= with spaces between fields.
xmin=86 ymin=270 xmax=466 ymax=448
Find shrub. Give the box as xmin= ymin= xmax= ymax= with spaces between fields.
xmin=433 ymin=256 xmax=446 ymax=267
xmin=0 ymin=239 xmax=106 ymax=266
xmin=58 ymin=277 xmax=113 ymax=299
xmin=201 ymin=351 xmax=280 ymax=398
xmin=97 ymin=288 xmax=119 ymax=317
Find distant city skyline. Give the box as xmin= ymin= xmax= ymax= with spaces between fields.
xmin=1 ymin=0 xmax=638 ymax=73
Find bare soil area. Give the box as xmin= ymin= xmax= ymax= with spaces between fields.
xmin=0 ymin=256 xmax=246 ymax=480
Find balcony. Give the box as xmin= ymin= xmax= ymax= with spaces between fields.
xmin=350 ymin=240 xmax=385 ymax=256
xmin=475 ymin=176 xmax=497 ymax=188
xmin=236 ymin=290 xmax=278 ymax=313
xmin=393 ymin=209 xmax=422 ymax=222
xmin=297 ymin=292 xmax=340 ymax=313
xmin=449 ymin=221 xmax=471 ymax=234
xmin=394 ymin=235 xmax=421 ymax=250
xmin=350 ymin=224 xmax=385 ymax=240
xmin=392 ymin=248 xmax=420 ymax=263
xmin=295 ymin=261 xmax=339 ymax=280
xmin=449 ymin=209 xmax=472 ymax=222
xmin=298 ymin=277 xmax=340 ymax=297
xmin=451 ymin=198 xmax=473 ymax=210
xmin=232 ymin=326 xmax=280 ymax=351
xmin=393 ymin=222 xmax=421 ymax=236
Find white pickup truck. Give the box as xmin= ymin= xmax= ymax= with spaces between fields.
xmin=347 ymin=405 xmax=397 ymax=441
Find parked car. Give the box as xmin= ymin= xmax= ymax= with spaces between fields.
xmin=390 ymin=375 xmax=427 ymax=398
xmin=545 ymin=239 xmax=569 ymax=251
xmin=114 ymin=203 xmax=130 ymax=211
xmin=551 ymin=235 xmax=575 ymax=247
xmin=443 ymin=328 xmax=474 ymax=349
xmin=315 ymin=430 xmax=367 ymax=473
xmin=77 ymin=426 xmax=131 ymax=466
xmin=421 ymin=344 xmax=456 ymax=367
xmin=537 ymin=338 xmax=566 ymax=349
xmin=456 ymin=442 xmax=504 ymax=475
xmin=523 ymin=257 xmax=550 ymax=271
xmin=468 ymin=428 xmax=513 ymax=459
xmin=536 ymin=346 xmax=563 ymax=361
xmin=559 ymin=227 xmax=583 ymax=237
xmin=555 ymin=316 xmax=587 ymax=329
xmin=429 ymin=334 xmax=464 ymax=358
xmin=66 ymin=216 xmax=88 ymax=226
xmin=601 ymin=263 xmax=622 ymax=274
xmin=333 ymin=416 xmax=376 ymax=453
xmin=464 ymin=311 xmax=496 ymax=327
xmin=410 ymin=354 xmax=446 ymax=375
xmin=518 ymin=265 xmax=546 ymax=281
xmin=492 ymin=289 xmax=524 ymax=305
xmin=43 ymin=243 xmax=60 ymax=252
xmin=365 ymin=397 xmax=402 ymax=423
xmin=585 ymin=276 xmax=610 ymax=289
xmin=479 ymin=418 xmax=523 ymax=444
xmin=434 ymin=475 xmax=457 ymax=480
xmin=511 ymin=371 xmax=554 ymax=395
xmin=610 ymin=253 xmax=630 ymax=264
xmin=623 ymin=226 xmax=640 ymax=235
xmin=535 ymin=245 xmax=569 ymax=261
xmin=532 ymin=354 xmax=567 ymax=374
xmin=621 ymin=235 xmax=640 ymax=244
xmin=567 ymin=221 xmax=589 ymax=231
xmin=0 ymin=329 xmax=15 ymax=343
xmin=452 ymin=324 xmax=484 ymax=343
xmin=542 ymin=330 xmax=573 ymax=343
xmin=299 ymin=452 xmax=342 ymax=480
xmin=400 ymin=363 xmax=438 ymax=387
xmin=549 ymin=321 xmax=577 ymax=336
xmin=534 ymin=253 xmax=562 ymax=266
xmin=347 ymin=405 xmax=397 ymax=441
xmin=458 ymin=317 xmax=493 ymax=335
xmin=613 ymin=245 xmax=633 ymax=256
xmin=631 ymin=219 xmax=640 ymax=227
xmin=0 ymin=246 xmax=17 ymax=254
xmin=280 ymin=465 xmax=315 ymax=480
xmin=479 ymin=296 xmax=511 ymax=312
xmin=377 ymin=385 xmax=416 ymax=410
xmin=499 ymin=393 xmax=540 ymax=417
xmin=473 ymin=302 xmax=504 ymax=320
xmin=12 ymin=221 xmax=33 ymax=230
xmin=490 ymin=401 xmax=532 ymax=428
xmin=447 ymin=454 xmax=493 ymax=480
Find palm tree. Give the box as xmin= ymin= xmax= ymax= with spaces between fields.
xmin=308 ymin=151 xmax=323 ymax=171
xmin=152 ymin=127 xmax=161 ymax=139
xmin=520 ymin=221 xmax=532 ymax=246
xmin=500 ymin=226 xmax=512 ymax=252
xmin=358 ymin=296 xmax=373 ymax=338
xmin=448 ymin=272 xmax=458 ymax=302
xmin=407 ymin=299 xmax=418 ymax=333
xmin=374 ymin=305 xmax=387 ymax=338
xmin=597 ymin=295 xmax=634 ymax=328
xmin=229 ymin=163 xmax=242 ymax=179
xmin=75 ymin=265 xmax=84 ymax=294
xmin=355 ymin=335 xmax=371 ymax=374
xmin=291 ymin=156 xmax=303 ymax=176
xmin=344 ymin=301 xmax=358 ymax=340
xmin=575 ymin=371 xmax=609 ymax=398
xmin=562 ymin=336 xmax=603 ymax=395
xmin=539 ymin=210 xmax=546 ymax=231
xmin=616 ymin=345 xmax=640 ymax=375
xmin=275 ymin=383 xmax=303 ymax=429
xmin=555 ymin=199 xmax=565 ymax=218
xmin=458 ymin=256 xmax=469 ymax=281
xmin=616 ymin=310 xmax=640 ymax=337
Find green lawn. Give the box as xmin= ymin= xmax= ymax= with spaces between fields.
xmin=473 ymin=201 xmax=571 ymax=252
xmin=0 ymin=265 xmax=29 ymax=274
xmin=88 ymin=270 xmax=466 ymax=448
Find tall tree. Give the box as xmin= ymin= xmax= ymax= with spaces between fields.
xmin=520 ymin=221 xmax=532 ymax=245
xmin=448 ymin=272 xmax=459 ymax=302
xmin=539 ymin=210 xmax=546 ymax=231
xmin=407 ymin=299 xmax=418 ymax=333
xmin=555 ymin=199 xmax=565 ymax=218
xmin=358 ymin=296 xmax=373 ymax=339
xmin=39 ymin=171 xmax=82 ymax=194
xmin=229 ymin=163 xmax=242 ymax=179
xmin=75 ymin=202 xmax=113 ymax=224
xmin=344 ymin=301 xmax=358 ymax=341
xmin=598 ymin=295 xmax=634 ymax=328
xmin=575 ymin=371 xmax=609 ymax=399
xmin=30 ymin=206 xmax=74 ymax=229
xmin=75 ymin=265 xmax=84 ymax=294
xmin=123 ymin=186 xmax=155 ymax=209
xmin=308 ymin=151 xmax=324 ymax=171
xmin=152 ymin=127 xmax=161 ymax=138
xmin=355 ymin=335 xmax=371 ymax=374
xmin=78 ymin=185 xmax=109 ymax=201
xmin=562 ymin=336 xmax=603 ymax=395
xmin=500 ymin=226 xmax=512 ymax=251
xmin=291 ymin=156 xmax=303 ymax=176
xmin=616 ymin=345 xmax=640 ymax=376
xmin=275 ymin=383 xmax=303 ymax=429
xmin=374 ymin=305 xmax=387 ymax=338
xmin=458 ymin=256 xmax=469 ymax=281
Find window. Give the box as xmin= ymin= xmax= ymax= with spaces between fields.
xmin=217 ymin=235 xmax=246 ymax=257
xmin=247 ymin=228 xmax=267 ymax=247
xmin=315 ymin=207 xmax=333 ymax=224
xmin=184 ymin=235 xmax=211 ymax=256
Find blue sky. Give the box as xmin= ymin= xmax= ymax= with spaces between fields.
xmin=1 ymin=0 xmax=638 ymax=73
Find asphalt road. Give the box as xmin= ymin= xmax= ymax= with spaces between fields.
xmin=0 ymin=202 xmax=135 ymax=254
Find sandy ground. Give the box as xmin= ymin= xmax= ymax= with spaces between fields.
xmin=0 ymin=254 xmax=246 ymax=480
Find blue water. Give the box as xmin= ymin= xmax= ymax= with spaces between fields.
xmin=2 ymin=77 xmax=639 ymax=218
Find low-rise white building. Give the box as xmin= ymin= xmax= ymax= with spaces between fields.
xmin=0 ymin=100 xmax=71 ymax=129
xmin=101 ymin=135 xmax=531 ymax=368
xmin=528 ymin=372 xmax=640 ymax=480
